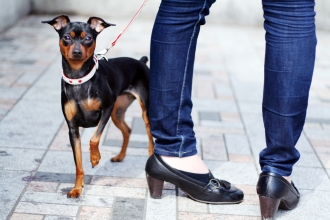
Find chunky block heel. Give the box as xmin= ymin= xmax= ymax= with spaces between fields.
xmin=259 ymin=195 xmax=280 ymax=220
xmin=257 ymin=172 xmax=300 ymax=219
xmin=146 ymin=173 xmax=164 ymax=199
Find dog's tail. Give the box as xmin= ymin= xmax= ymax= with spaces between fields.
xmin=140 ymin=56 xmax=148 ymax=64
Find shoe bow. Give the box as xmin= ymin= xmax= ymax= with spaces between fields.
xmin=209 ymin=178 xmax=231 ymax=189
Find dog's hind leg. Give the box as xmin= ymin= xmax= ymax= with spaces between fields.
xmin=131 ymin=90 xmax=154 ymax=156
xmin=110 ymin=94 xmax=135 ymax=162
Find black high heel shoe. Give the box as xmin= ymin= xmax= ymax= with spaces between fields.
xmin=145 ymin=154 xmax=244 ymax=204
xmin=257 ymin=172 xmax=300 ymax=219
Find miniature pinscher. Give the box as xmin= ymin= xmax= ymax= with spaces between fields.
xmin=42 ymin=15 xmax=154 ymax=198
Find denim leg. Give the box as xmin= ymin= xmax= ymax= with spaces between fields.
xmin=260 ymin=0 xmax=317 ymax=176
xmin=149 ymin=0 xmax=215 ymax=157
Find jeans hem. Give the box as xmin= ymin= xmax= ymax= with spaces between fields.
xmin=262 ymin=165 xmax=292 ymax=176
xmin=154 ymin=147 xmax=197 ymax=158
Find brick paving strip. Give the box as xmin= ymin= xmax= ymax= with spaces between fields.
xmin=0 ymin=15 xmax=330 ymax=220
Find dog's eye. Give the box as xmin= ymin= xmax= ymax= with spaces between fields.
xmin=85 ymin=36 xmax=92 ymax=41
xmin=63 ymin=35 xmax=71 ymax=41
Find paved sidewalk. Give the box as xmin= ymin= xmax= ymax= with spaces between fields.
xmin=0 ymin=15 xmax=330 ymax=220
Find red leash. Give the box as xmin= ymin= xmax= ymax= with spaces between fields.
xmin=95 ymin=0 xmax=148 ymax=60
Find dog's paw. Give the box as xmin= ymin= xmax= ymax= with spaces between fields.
xmin=111 ymin=154 xmax=124 ymax=162
xmin=90 ymin=149 xmax=101 ymax=168
xmin=67 ymin=187 xmax=82 ymax=198
xmin=90 ymin=142 xmax=101 ymax=168
xmin=90 ymin=154 xmax=101 ymax=168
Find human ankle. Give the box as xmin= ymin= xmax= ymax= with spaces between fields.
xmin=282 ymin=176 xmax=291 ymax=183
xmin=160 ymin=155 xmax=209 ymax=174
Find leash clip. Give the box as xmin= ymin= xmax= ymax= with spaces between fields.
xmin=95 ymin=48 xmax=111 ymax=61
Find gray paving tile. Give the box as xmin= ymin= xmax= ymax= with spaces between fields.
xmin=0 ymin=99 xmax=63 ymax=149
xmin=79 ymin=206 xmax=111 ymax=220
xmin=21 ymin=191 xmax=114 ymax=207
xmin=178 ymin=189 xmax=208 ymax=213
xmin=145 ymin=190 xmax=176 ymax=220
xmin=104 ymin=139 xmax=149 ymax=149
xmin=14 ymin=72 xmax=41 ymax=86
xmin=33 ymin=172 xmax=92 ymax=185
xmin=0 ymin=147 xmax=45 ymax=171
xmin=199 ymin=120 xmax=244 ymax=129
xmin=10 ymin=213 xmax=44 ymax=220
xmin=194 ymin=125 xmax=245 ymax=139
xmin=111 ymin=197 xmax=144 ymax=220
xmin=238 ymin=101 xmax=262 ymax=114
xmin=27 ymin=181 xmax=58 ymax=192
xmin=33 ymin=57 xmax=62 ymax=89
xmin=209 ymin=204 xmax=260 ymax=216
xmin=38 ymin=151 xmax=147 ymax=178
xmin=44 ymin=216 xmax=76 ymax=220
xmin=232 ymin=82 xmax=264 ymax=103
xmin=0 ymin=87 xmax=26 ymax=100
xmin=199 ymin=111 xmax=221 ymax=121
xmin=15 ymin=201 xmax=79 ymax=217
xmin=214 ymin=83 xmax=233 ymax=97
xmin=306 ymin=103 xmax=330 ymax=120
xmin=292 ymin=167 xmax=330 ymax=191
xmin=295 ymin=151 xmax=323 ymax=168
xmin=84 ymin=185 xmax=146 ymax=199
xmin=276 ymin=190 xmax=330 ymax=220
xmin=193 ymin=99 xmax=238 ymax=112
xmin=0 ymin=170 xmax=30 ymax=220
xmin=23 ymin=86 xmax=60 ymax=102
xmin=131 ymin=117 xmax=147 ymax=135
xmin=295 ymin=133 xmax=316 ymax=153
xmin=202 ymin=137 xmax=227 ymax=161
xmin=204 ymin=161 xmax=259 ymax=185
xmin=225 ymin=134 xmax=252 ymax=155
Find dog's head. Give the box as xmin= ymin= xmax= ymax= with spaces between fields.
xmin=42 ymin=15 xmax=115 ymax=70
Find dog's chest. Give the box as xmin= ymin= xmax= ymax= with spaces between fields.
xmin=80 ymin=98 xmax=101 ymax=111
xmin=63 ymin=84 xmax=103 ymax=125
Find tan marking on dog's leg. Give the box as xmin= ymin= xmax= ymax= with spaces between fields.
xmin=67 ymin=138 xmax=84 ymax=198
xmin=131 ymin=92 xmax=154 ymax=156
xmin=64 ymin=100 xmax=77 ymax=121
xmin=90 ymin=125 xmax=102 ymax=168
xmin=110 ymin=94 xmax=134 ymax=162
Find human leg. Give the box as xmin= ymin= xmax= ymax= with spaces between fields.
xmin=149 ymin=0 xmax=213 ymax=158
xmin=146 ymin=0 xmax=243 ymax=204
xmin=258 ymin=0 xmax=317 ymax=218
xmin=149 ymin=0 xmax=214 ymax=174
xmin=260 ymin=0 xmax=317 ymax=177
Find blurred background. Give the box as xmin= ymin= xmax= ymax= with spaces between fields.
xmin=1 ymin=0 xmax=330 ymax=34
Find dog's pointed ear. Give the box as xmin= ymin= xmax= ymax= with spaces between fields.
xmin=42 ymin=15 xmax=70 ymax=31
xmin=87 ymin=17 xmax=116 ymax=33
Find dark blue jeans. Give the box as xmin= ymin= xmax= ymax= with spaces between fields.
xmin=149 ymin=0 xmax=316 ymax=176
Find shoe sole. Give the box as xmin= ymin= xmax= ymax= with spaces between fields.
xmin=182 ymin=189 xmax=244 ymax=205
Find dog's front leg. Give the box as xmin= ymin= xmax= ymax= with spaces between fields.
xmin=67 ymin=126 xmax=84 ymax=198
xmin=90 ymin=105 xmax=113 ymax=168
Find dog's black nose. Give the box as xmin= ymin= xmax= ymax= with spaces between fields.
xmin=73 ymin=49 xmax=82 ymax=57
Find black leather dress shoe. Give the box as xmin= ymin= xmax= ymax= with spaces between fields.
xmin=257 ymin=172 xmax=300 ymax=219
xmin=145 ymin=154 xmax=244 ymax=204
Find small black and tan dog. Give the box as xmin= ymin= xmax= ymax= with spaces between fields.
xmin=42 ymin=15 xmax=154 ymax=198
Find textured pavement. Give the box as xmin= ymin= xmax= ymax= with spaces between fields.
xmin=0 ymin=14 xmax=330 ymax=220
